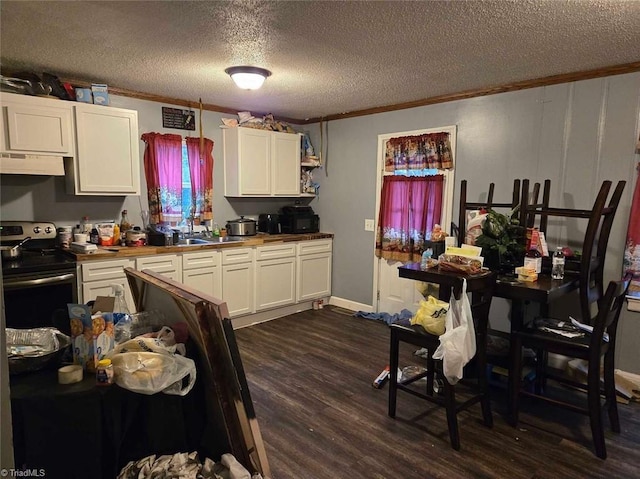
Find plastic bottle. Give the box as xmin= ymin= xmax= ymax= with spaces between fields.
xmin=113 ymin=223 xmax=120 ymax=246
xmin=524 ymin=246 xmax=542 ymax=274
xmin=111 ymin=283 xmax=131 ymax=324
xmin=552 ymin=246 xmax=565 ymax=280
xmin=421 ymin=247 xmax=433 ymax=270
xmin=80 ymin=216 xmax=92 ymax=234
xmin=90 ymin=227 xmax=100 ymax=244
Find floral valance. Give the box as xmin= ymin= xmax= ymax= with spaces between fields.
xmin=384 ymin=132 xmax=453 ymax=172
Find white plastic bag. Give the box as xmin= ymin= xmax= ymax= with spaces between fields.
xmin=110 ymin=351 xmax=196 ymax=396
xmin=432 ymin=279 xmax=475 ymax=384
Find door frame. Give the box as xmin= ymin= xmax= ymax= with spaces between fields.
xmin=372 ymin=126 xmax=457 ymax=312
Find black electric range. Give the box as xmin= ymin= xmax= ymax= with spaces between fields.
xmin=1 ymin=221 xmax=77 ymax=330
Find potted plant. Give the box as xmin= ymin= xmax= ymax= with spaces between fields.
xmin=475 ymin=208 xmax=526 ymax=274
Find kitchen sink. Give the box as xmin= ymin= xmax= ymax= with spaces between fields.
xmin=176 ymin=238 xmax=211 ymax=246
xmin=176 ymin=236 xmax=245 ymax=246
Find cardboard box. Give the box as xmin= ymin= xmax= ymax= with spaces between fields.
xmin=91 ymin=83 xmax=109 ymax=105
xmin=75 ymin=88 xmax=92 ymax=103
xmin=67 ymin=303 xmax=114 ymax=372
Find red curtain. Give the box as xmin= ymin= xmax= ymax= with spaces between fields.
xmin=375 ymin=175 xmax=444 ymax=262
xmin=384 ymin=133 xmax=453 ymax=172
xmin=141 ymin=133 xmax=183 ymax=225
xmin=624 ymin=165 xmax=640 ymax=301
xmin=185 ymin=137 xmax=214 ymax=222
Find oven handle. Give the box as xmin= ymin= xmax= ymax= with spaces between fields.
xmin=3 ymin=273 xmax=76 ymax=289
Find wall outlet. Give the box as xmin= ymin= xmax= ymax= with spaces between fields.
xmin=364 ymin=219 xmax=375 ymax=231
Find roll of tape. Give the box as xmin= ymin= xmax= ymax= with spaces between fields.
xmin=58 ymin=364 xmax=83 ymax=384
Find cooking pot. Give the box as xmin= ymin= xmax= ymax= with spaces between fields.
xmin=0 ymin=236 xmax=31 ymax=261
xmin=226 ymin=216 xmax=257 ymax=236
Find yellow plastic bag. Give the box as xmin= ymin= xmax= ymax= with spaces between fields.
xmin=410 ymin=295 xmax=449 ymax=335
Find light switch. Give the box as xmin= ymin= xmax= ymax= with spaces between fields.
xmin=365 ymin=219 xmax=375 ymax=231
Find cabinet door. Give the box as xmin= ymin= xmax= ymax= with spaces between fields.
xmin=79 ymin=259 xmax=135 ymax=307
xmin=222 ymin=262 xmax=255 ymax=317
xmin=271 ymin=131 xmax=301 ymax=196
xmin=136 ymin=255 xmax=181 ymax=281
xmin=183 ymin=267 xmax=222 ymax=299
xmin=73 ymin=104 xmax=140 ymax=195
xmin=255 ymin=257 xmax=296 ymax=311
xmin=296 ymin=252 xmax=332 ymax=301
xmin=238 ymin=128 xmax=270 ymax=195
xmin=1 ymin=95 xmax=74 ymax=155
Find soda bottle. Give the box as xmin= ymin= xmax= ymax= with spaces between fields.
xmin=552 ymin=246 xmax=565 ymax=280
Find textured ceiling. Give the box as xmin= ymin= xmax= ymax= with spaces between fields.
xmin=1 ymin=0 xmax=640 ymax=122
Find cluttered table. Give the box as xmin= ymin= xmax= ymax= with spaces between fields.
xmin=398 ymin=262 xmax=580 ymax=332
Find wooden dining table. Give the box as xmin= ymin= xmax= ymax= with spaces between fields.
xmin=398 ymin=262 xmax=581 ymax=334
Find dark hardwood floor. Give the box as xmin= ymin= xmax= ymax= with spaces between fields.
xmin=235 ymin=305 xmax=640 ymax=479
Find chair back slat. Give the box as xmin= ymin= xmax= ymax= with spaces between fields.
xmin=589 ymin=280 xmax=630 ymax=356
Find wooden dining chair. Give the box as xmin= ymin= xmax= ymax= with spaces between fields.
xmin=388 ymin=272 xmax=497 ymax=450
xmin=457 ymin=179 xmax=522 ymax=246
xmin=457 ymin=179 xmax=550 ymax=246
xmin=523 ymin=180 xmax=626 ymax=323
xmin=508 ymin=279 xmax=630 ymax=459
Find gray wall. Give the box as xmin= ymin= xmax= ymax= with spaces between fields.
xmin=1 ymin=73 xmax=638 ymax=372
xmin=308 ymin=72 xmax=640 ymax=373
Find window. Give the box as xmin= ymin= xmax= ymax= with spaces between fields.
xmin=141 ymin=133 xmax=214 ymax=226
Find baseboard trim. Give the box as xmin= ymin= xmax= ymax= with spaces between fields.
xmin=328 ymin=296 xmax=373 ymax=313
xmin=231 ymin=298 xmax=328 ymax=329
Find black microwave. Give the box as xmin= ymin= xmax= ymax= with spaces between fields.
xmin=279 ymin=214 xmax=319 ymax=234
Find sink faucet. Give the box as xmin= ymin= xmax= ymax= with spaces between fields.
xmin=187 ymin=205 xmax=196 ymax=237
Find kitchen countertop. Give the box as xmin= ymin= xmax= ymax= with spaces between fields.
xmin=71 ymin=232 xmax=334 ymax=261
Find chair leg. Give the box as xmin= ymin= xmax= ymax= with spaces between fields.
xmin=426 ymin=355 xmax=435 ymax=396
xmin=388 ymin=329 xmax=399 ymax=418
xmin=588 ymin=360 xmax=606 ymax=459
xmin=442 ymin=379 xmax=460 ymax=450
xmin=603 ymin=351 xmax=620 ymax=433
xmin=508 ymin=336 xmax=523 ymax=427
xmin=477 ymin=349 xmax=493 ymax=428
xmin=534 ymin=348 xmax=547 ymax=394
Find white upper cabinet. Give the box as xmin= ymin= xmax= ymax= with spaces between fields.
xmin=223 ymin=127 xmax=302 ymax=197
xmin=0 ymin=93 xmax=74 ymax=156
xmin=69 ymin=103 xmax=140 ymax=195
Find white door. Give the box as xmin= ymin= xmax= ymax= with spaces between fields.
xmin=377 ymin=260 xmax=425 ymax=314
xmin=373 ymin=126 xmax=457 ymax=314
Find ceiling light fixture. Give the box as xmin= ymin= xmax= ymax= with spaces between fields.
xmin=225 ymin=66 xmax=271 ymax=90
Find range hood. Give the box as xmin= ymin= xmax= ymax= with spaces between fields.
xmin=0 ymin=153 xmax=65 ymax=176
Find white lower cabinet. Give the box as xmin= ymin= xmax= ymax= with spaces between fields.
xmin=296 ymin=239 xmax=332 ymax=302
xmin=79 ymin=239 xmax=332 ymax=319
xmin=222 ymin=248 xmax=255 ymax=317
xmin=79 ymin=258 xmax=135 ymax=308
xmin=182 ymin=250 xmax=222 ymax=299
xmin=136 ymin=254 xmax=181 ymax=281
xmin=255 ymin=244 xmax=296 ymax=311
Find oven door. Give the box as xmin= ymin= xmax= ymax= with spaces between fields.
xmin=3 ymin=269 xmax=77 ymax=332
